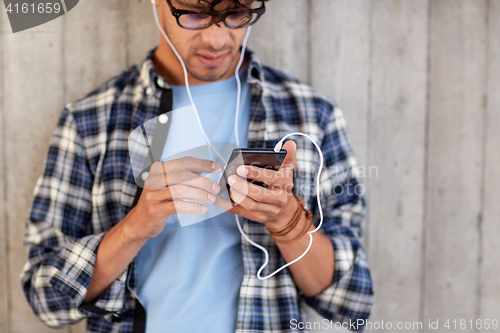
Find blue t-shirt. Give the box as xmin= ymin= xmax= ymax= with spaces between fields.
xmin=136 ymin=64 xmax=251 ymax=333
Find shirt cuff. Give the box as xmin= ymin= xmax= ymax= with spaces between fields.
xmin=49 ymin=232 xmax=127 ymax=315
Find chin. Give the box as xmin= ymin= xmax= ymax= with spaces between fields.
xmin=190 ymin=68 xmax=229 ymax=82
xmin=186 ymin=56 xmax=234 ymax=82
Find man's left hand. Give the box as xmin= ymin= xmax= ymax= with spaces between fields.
xmin=226 ymin=140 xmax=299 ymax=228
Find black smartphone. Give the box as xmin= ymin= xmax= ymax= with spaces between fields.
xmin=219 ymin=148 xmax=287 ymax=198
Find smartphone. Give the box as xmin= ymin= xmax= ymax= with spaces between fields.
xmin=219 ymin=148 xmax=287 ymax=198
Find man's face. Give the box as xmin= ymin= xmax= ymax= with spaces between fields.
xmin=159 ymin=0 xmax=252 ymax=82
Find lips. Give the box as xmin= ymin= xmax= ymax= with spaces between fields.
xmin=196 ymin=53 xmax=228 ymax=67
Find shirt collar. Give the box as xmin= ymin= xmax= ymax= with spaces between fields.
xmin=137 ymin=46 xmax=265 ymax=93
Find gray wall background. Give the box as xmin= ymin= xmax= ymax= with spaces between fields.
xmin=1 ymin=0 xmax=499 ymax=332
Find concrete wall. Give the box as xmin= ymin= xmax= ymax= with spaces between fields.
xmin=0 ymin=1 xmax=498 ymax=332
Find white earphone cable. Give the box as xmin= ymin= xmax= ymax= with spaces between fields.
xmin=151 ymin=1 xmax=324 ymax=280
xmin=235 ymin=132 xmax=324 ymax=280
xmin=153 ymin=1 xmax=228 ymax=163
xmin=234 ymin=26 xmax=252 ymax=147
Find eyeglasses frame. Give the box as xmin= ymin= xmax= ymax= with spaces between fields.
xmin=164 ymin=0 xmax=266 ymax=30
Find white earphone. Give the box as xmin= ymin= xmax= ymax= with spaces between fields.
xmin=151 ymin=0 xmax=324 ymax=280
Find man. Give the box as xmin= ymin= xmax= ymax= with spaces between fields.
xmin=20 ymin=0 xmax=374 ymax=332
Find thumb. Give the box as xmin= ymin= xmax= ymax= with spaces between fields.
xmin=280 ymin=140 xmax=297 ymax=170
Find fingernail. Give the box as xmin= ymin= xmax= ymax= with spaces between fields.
xmin=207 ymin=193 xmax=216 ymax=202
xmin=228 ymin=175 xmax=236 ymax=186
xmin=212 ymin=182 xmax=220 ymax=193
xmin=201 ymin=205 xmax=207 ymax=213
xmin=212 ymin=162 xmax=222 ymax=173
xmin=237 ymin=166 xmax=248 ymax=176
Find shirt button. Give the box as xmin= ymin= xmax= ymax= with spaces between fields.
xmin=141 ymin=171 xmax=149 ymax=181
xmin=145 ymin=87 xmax=153 ymax=95
xmin=158 ymin=114 xmax=169 ymax=124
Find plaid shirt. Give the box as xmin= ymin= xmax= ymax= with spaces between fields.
xmin=20 ymin=47 xmax=374 ymax=333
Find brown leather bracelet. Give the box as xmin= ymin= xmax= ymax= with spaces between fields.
xmin=273 ymin=210 xmax=313 ymax=244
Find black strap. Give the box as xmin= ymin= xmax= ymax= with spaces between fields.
xmin=160 ymin=88 xmax=173 ymax=114
xmin=150 ymin=89 xmax=173 ymax=162
xmin=79 ymin=301 xmax=114 ymax=316
xmin=132 ymin=298 xmax=147 ymax=333
xmin=129 ymin=89 xmax=173 ymax=333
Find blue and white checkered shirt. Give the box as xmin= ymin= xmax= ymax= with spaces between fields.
xmin=20 ymin=47 xmax=374 ymax=332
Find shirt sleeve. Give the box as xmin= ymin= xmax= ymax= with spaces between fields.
xmin=19 ymin=107 xmax=128 ymax=328
xmin=301 ymin=104 xmax=374 ymax=332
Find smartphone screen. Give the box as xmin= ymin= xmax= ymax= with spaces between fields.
xmin=219 ymin=148 xmax=287 ymax=199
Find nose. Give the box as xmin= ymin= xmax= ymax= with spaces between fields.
xmin=199 ymin=23 xmax=231 ymax=50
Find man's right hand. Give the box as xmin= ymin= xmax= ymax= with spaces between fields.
xmin=83 ymin=157 xmax=222 ymax=303
xmin=125 ymin=157 xmax=222 ymax=241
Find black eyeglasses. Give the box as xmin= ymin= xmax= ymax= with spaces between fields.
xmin=165 ymin=0 xmax=266 ymax=30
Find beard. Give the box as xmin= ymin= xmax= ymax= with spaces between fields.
xmin=184 ymin=46 xmax=237 ymax=82
xmin=161 ymin=15 xmax=241 ymax=82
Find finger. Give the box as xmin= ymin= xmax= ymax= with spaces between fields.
xmin=168 ymin=184 xmax=217 ymax=204
xmin=227 ymin=174 xmax=249 ymax=196
xmin=230 ymin=188 xmax=280 ymax=215
xmin=222 ymin=191 xmax=253 ymax=217
xmin=213 ymin=194 xmax=234 ymax=212
xmin=280 ymin=140 xmax=297 ymax=170
xmin=140 ymin=186 xmax=216 ymax=204
xmin=228 ymin=174 xmax=288 ymax=205
xmin=169 ymin=200 xmax=208 ymax=215
xmin=145 ymin=171 xmax=220 ymax=194
xmin=149 ymin=157 xmax=222 ymax=175
xmin=236 ymin=165 xmax=278 ymax=186
xmin=227 ymin=204 xmax=267 ymax=223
